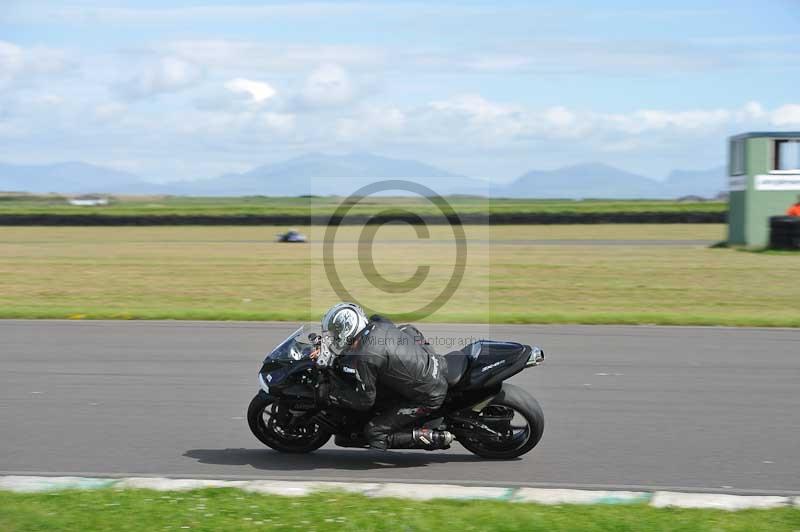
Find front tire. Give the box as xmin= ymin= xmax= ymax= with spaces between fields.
xmin=247 ymin=392 xmax=331 ymax=453
xmin=457 ymin=383 xmax=544 ymax=459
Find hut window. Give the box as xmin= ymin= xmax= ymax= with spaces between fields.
xmin=729 ymin=139 xmax=746 ymax=175
xmin=774 ymin=140 xmax=800 ymax=171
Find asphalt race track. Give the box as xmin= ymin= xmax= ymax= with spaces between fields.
xmin=1 ymin=320 xmax=798 ymax=495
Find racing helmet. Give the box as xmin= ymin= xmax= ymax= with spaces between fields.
xmin=321 ymin=302 xmax=369 ymax=354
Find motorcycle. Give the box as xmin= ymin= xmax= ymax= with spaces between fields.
xmin=247 ymin=325 xmax=545 ymax=459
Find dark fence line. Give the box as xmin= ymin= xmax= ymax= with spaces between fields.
xmin=0 ymin=212 xmax=726 ymax=226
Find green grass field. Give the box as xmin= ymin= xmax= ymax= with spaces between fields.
xmin=1 ymin=224 xmax=797 ymax=326
xmin=1 ymin=489 xmax=797 ymax=532
xmin=0 ymin=194 xmax=726 ymax=217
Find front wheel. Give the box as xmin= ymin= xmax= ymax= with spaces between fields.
xmin=457 ymin=383 xmax=544 ymax=459
xmin=247 ymin=392 xmax=331 ymax=453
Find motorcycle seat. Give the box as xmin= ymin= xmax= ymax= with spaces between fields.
xmin=444 ymin=351 xmax=470 ymax=386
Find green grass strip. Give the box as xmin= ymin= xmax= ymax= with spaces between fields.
xmin=2 ymin=307 xmax=800 ymax=328
xmin=0 ymin=489 xmax=798 ymax=532
xmin=0 ymin=195 xmax=728 ymax=217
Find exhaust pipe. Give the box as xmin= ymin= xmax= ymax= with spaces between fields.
xmin=526 ymin=346 xmax=545 ymax=367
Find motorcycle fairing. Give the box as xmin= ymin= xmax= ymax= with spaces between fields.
xmin=445 ymin=341 xmax=531 ymax=391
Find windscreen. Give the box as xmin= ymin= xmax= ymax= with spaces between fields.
xmin=265 ymin=325 xmax=318 ymax=362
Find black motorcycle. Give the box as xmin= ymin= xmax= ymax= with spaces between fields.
xmin=247 ymin=325 xmax=545 ymax=459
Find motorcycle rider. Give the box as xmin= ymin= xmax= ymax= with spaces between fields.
xmin=318 ymin=302 xmax=453 ymax=450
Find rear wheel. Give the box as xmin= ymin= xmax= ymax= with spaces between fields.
xmin=247 ymin=392 xmax=331 ymax=453
xmin=457 ymin=383 xmax=544 ymax=459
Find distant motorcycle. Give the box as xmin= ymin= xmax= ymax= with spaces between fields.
xmin=276 ymin=230 xmax=307 ymax=243
xmin=247 ymin=325 xmax=545 ymax=459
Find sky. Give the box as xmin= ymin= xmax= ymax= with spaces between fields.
xmin=1 ymin=0 xmax=800 ymax=183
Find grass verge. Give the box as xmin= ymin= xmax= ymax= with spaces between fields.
xmin=2 ymin=308 xmax=800 ymax=328
xmin=1 ymin=489 xmax=798 ymax=532
xmin=1 ymin=224 xmax=798 ymax=327
xmin=0 ymin=195 xmax=727 ymax=217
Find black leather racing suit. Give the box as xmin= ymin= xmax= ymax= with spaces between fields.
xmin=327 ymin=317 xmax=448 ymax=450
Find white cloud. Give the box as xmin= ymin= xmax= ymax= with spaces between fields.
xmin=465 ymin=53 xmax=532 ymax=72
xmin=118 ymin=32 xmax=787 ymax=99
xmin=29 ymin=4 xmax=374 ymax=24
xmin=93 ymin=102 xmax=127 ymax=122
xmin=422 ymin=94 xmax=530 ymax=144
xmin=4 ymin=51 xmax=799 ymax=181
xmin=404 ymin=39 xmax=738 ymax=77
xmin=543 ymin=106 xmax=577 ymax=128
xmin=595 ymin=101 xmax=800 ymax=136
xmin=740 ymin=101 xmax=766 ymax=119
xmin=224 ymin=78 xmax=277 ymax=104
xmin=612 ymin=108 xmax=733 ymax=134
xmin=263 ymin=112 xmax=296 ymax=133
xmin=430 ymin=94 xmax=520 ymax=121
xmin=336 ymin=105 xmax=406 ymax=141
xmin=0 ymin=41 xmax=71 ymax=89
xmin=18 ymin=3 xmax=520 ymax=29
xmin=771 ymin=104 xmax=800 ymax=126
xmin=165 ymin=40 xmax=383 ymax=72
xmin=115 ymin=57 xmax=202 ymax=100
xmin=325 ymin=96 xmax=800 ymax=153
xmin=299 ymin=64 xmax=357 ymax=108
xmin=0 ymin=42 xmax=24 ymax=85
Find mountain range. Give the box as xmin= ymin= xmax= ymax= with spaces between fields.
xmin=505 ymin=163 xmax=726 ymax=199
xmin=0 ymin=161 xmax=144 ymax=195
xmin=164 ymin=152 xmax=490 ymax=197
xmin=0 ymin=153 xmax=727 ymax=199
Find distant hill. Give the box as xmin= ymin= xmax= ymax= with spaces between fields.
xmin=662 ymin=166 xmax=726 ymax=199
xmin=497 ymin=163 xmax=663 ymax=199
xmin=166 ymin=152 xmax=491 ymax=196
xmin=0 ymin=155 xmax=727 ymax=199
xmin=0 ymin=162 xmax=146 ymax=194
xmin=497 ymin=163 xmax=726 ymax=199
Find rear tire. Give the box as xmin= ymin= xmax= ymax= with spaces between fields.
xmin=247 ymin=392 xmax=331 ymax=453
xmin=457 ymin=383 xmax=544 ymax=459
